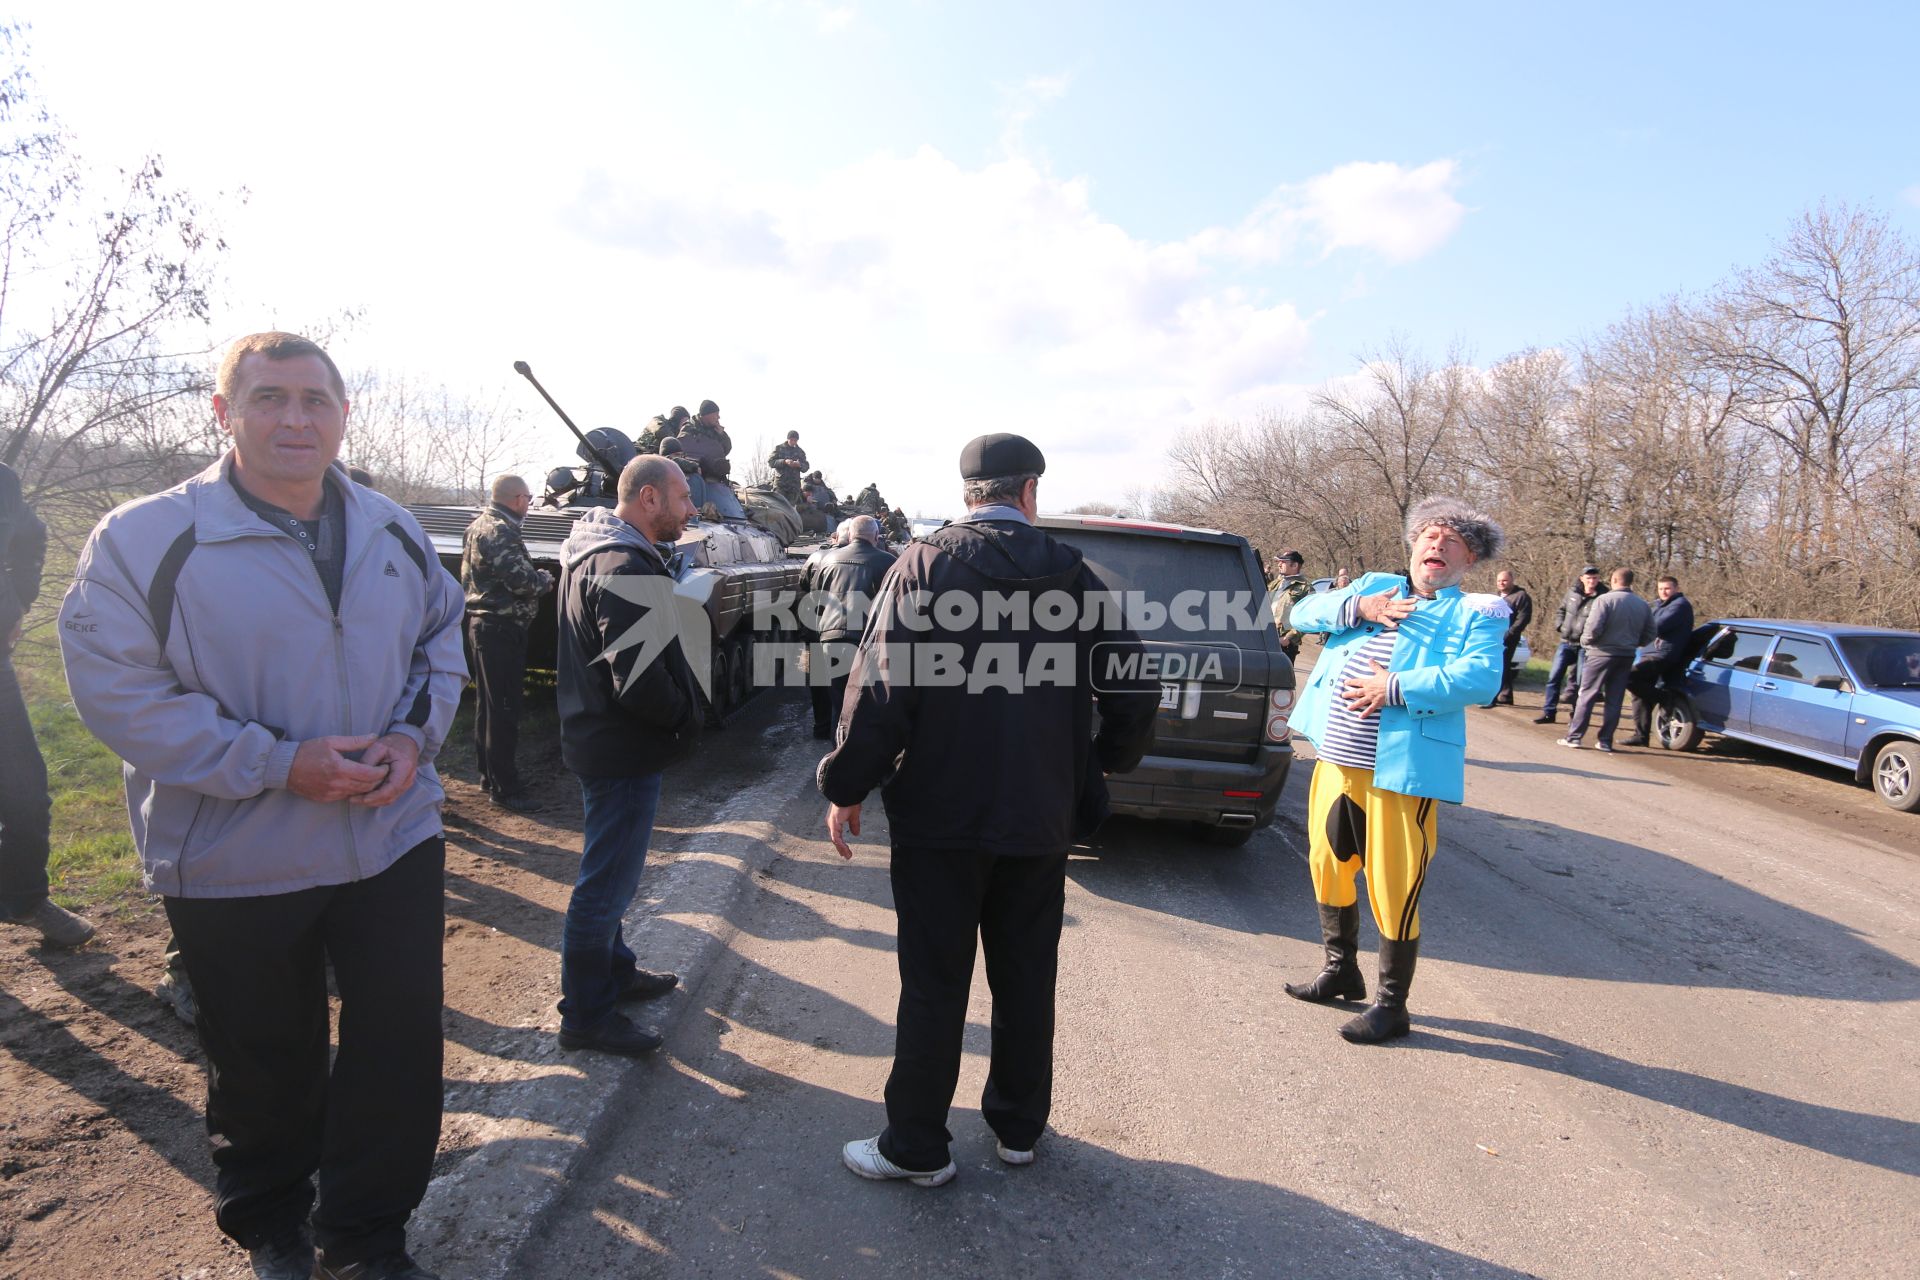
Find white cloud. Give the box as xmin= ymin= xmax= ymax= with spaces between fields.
xmin=1195 ymin=159 xmax=1467 ymax=266
xmin=537 ymin=144 xmax=1469 ymax=512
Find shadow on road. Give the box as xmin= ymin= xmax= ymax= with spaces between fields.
xmin=1416 ymin=1017 xmax=1920 ymax=1178
xmin=515 ymin=1008 xmax=1538 ymax=1280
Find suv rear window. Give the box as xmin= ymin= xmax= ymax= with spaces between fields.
xmin=1045 ymin=528 xmax=1265 ymax=645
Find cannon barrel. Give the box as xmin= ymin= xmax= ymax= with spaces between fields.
xmin=513 ymin=359 xmax=622 ymax=485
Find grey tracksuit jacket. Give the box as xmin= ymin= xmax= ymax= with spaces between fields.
xmin=58 ymin=456 xmax=467 ymax=898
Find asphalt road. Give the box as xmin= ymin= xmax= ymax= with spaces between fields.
xmin=516 ymin=695 xmax=1920 ymax=1279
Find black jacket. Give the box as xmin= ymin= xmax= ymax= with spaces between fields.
xmin=808 ymin=539 xmax=897 ymax=644
xmin=0 ymin=462 xmax=47 ymax=639
xmin=1500 ymin=586 xmax=1533 ymax=643
xmin=817 ymin=518 xmax=1159 ymax=856
xmin=555 ymin=508 xmax=702 ymax=777
xmin=1552 ymin=583 xmax=1601 ymax=643
xmin=1642 ymin=592 xmax=1696 ymax=668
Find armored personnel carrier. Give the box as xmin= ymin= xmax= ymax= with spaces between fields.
xmin=407 ymin=363 xmax=813 ymax=722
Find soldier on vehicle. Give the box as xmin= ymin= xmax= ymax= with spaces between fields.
xmin=677 ymin=399 xmax=732 ymax=477
xmin=637 ymin=406 xmax=689 ymax=456
xmin=887 ymin=506 xmax=911 ymax=544
xmin=852 ymin=482 xmax=884 ymax=517
xmin=461 ymin=474 xmax=554 ymax=813
xmin=802 ymin=471 xmax=839 ymax=519
xmin=769 ymin=431 xmax=808 ymax=504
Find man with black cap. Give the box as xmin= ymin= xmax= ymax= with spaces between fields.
xmin=819 ymin=433 xmax=1158 ymax=1187
xmin=676 ymin=400 xmax=731 ymax=475
xmin=637 ymin=406 xmax=689 ymax=456
xmin=768 ymin=431 xmax=808 ymax=504
xmin=1267 ymin=550 xmax=1312 ymax=660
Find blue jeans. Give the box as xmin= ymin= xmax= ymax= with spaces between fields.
xmin=1540 ymin=642 xmax=1584 ymax=713
xmin=560 ymin=773 xmax=662 ymax=1032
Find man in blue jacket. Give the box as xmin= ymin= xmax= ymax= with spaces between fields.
xmin=1282 ymin=497 xmax=1508 ymax=1044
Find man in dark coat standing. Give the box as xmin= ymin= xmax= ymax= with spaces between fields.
xmin=807 ymin=514 xmax=895 ymax=738
xmin=1623 ymin=575 xmax=1695 ymax=746
xmin=1491 ymin=569 xmax=1533 ymax=706
xmin=554 ymin=456 xmax=703 ymax=1056
xmin=1 ymin=461 xmax=94 ymax=948
xmin=818 ymin=433 xmax=1158 ymax=1186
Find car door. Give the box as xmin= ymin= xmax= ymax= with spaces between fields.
xmin=1746 ymin=633 xmax=1855 ymax=761
xmin=1688 ymin=626 xmax=1774 ymax=732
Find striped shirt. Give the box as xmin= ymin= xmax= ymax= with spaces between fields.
xmin=1317 ymin=595 xmax=1410 ymax=770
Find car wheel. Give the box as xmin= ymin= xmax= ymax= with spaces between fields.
xmin=1871 ymin=739 xmax=1920 ymax=813
xmin=1195 ymin=823 xmax=1254 ymax=848
xmin=1655 ymin=695 xmax=1703 ymax=752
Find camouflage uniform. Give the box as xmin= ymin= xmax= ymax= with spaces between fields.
xmin=462 ymin=504 xmax=549 ymax=625
xmin=460 ymin=503 xmax=552 ymax=796
xmin=852 ymin=484 xmax=884 ymax=517
xmin=769 ymin=441 xmax=809 ymax=502
xmin=1269 ymin=574 xmax=1313 ymax=659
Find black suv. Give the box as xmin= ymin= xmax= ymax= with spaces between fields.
xmin=1040 ymin=515 xmax=1296 ymax=846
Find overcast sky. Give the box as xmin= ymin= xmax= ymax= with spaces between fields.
xmin=14 ymin=0 xmax=1920 ymax=515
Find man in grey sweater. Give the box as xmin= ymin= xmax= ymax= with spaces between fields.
xmin=1560 ymin=568 xmax=1655 ymax=753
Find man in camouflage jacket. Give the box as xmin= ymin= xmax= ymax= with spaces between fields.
xmin=768 ymin=432 xmax=808 ymax=503
xmin=461 ymin=474 xmax=553 ymax=811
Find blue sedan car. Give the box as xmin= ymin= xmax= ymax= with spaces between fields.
xmin=1656 ymin=619 xmax=1920 ymax=812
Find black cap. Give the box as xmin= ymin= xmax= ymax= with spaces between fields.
xmin=699 ymin=399 xmax=719 ymax=415
xmin=1582 ymin=565 xmax=1601 ymax=575
xmin=787 ymin=430 xmax=799 ymax=440
xmin=959 ymin=432 xmax=1046 ymax=480
xmin=667 ymin=405 xmax=688 ymax=423
xmin=1279 ymin=549 xmax=1303 ymax=564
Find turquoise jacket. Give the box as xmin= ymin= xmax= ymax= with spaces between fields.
xmin=1289 ymin=571 xmax=1509 ymax=803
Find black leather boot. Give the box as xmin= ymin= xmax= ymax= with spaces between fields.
xmin=1340 ymin=935 xmax=1417 ymax=1043
xmin=1284 ymin=904 xmax=1366 ymax=1004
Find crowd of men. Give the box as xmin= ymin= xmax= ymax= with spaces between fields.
xmin=1 ymin=326 xmax=1733 ymax=1274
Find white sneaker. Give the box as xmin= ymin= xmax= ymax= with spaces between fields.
xmin=1558 ymin=737 xmax=1582 ymax=749
xmin=841 ymin=1136 xmax=956 ymax=1187
xmin=995 ymin=1141 xmax=1035 ymax=1166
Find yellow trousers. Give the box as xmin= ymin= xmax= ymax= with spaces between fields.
xmin=1306 ymin=759 xmax=1439 ymax=942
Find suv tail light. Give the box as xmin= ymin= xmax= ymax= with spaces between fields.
xmin=1265 ymin=687 xmax=1292 ymax=743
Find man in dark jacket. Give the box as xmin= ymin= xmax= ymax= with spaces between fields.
xmin=819 ymin=433 xmax=1158 ymax=1187
xmin=1533 ymin=566 xmax=1603 ymax=724
xmin=554 ymin=456 xmax=702 ymax=1057
xmin=460 ymin=474 xmax=553 ymax=812
xmin=1 ymin=461 xmax=94 ymax=948
xmin=1491 ymin=569 xmax=1533 ymax=706
xmin=808 ymin=514 xmax=896 ymax=737
xmin=1623 ymin=575 xmax=1695 ymax=746
xmin=1562 ymin=568 xmax=1656 ymax=753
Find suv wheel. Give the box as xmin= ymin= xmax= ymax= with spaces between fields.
xmin=1872 ymin=739 xmax=1920 ymax=813
xmin=1655 ymin=695 xmax=1703 ymax=752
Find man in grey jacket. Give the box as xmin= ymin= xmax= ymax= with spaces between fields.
xmin=1560 ymin=567 xmax=1655 ymax=754
xmin=59 ymin=332 xmax=466 ymax=1280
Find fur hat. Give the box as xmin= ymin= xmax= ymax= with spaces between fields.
xmin=1404 ymin=496 xmax=1506 ymax=562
